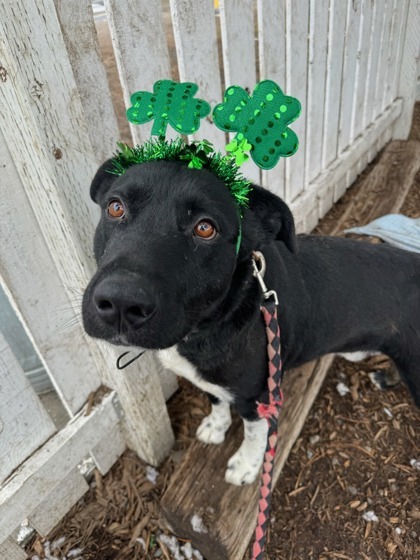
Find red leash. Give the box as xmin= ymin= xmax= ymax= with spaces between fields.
xmin=251 ymin=253 xmax=284 ymax=560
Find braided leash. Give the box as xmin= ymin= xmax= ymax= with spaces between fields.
xmin=251 ymin=253 xmax=284 ymax=560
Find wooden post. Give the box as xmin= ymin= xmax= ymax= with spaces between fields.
xmin=0 ymin=0 xmax=174 ymax=464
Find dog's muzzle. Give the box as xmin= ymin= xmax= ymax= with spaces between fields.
xmin=92 ymin=276 xmax=157 ymax=331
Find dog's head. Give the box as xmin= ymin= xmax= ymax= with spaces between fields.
xmin=82 ymin=160 xmax=296 ymax=349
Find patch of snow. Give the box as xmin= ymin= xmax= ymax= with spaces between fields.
xmin=146 ymin=465 xmax=159 ymax=484
xmin=190 ymin=514 xmax=208 ymax=534
xmin=395 ymin=527 xmax=402 ymax=535
xmin=410 ymin=458 xmax=420 ymax=471
xmin=180 ymin=542 xmax=194 ymax=559
xmin=192 ymin=549 xmax=204 ymax=560
xmin=17 ymin=523 xmax=35 ymax=545
xmin=336 ymin=382 xmax=350 ymax=396
xmin=383 ymin=407 xmax=393 ymax=418
xmin=362 ymin=511 xmax=379 ymax=522
xmin=307 ymin=450 xmax=314 ymax=459
xmin=51 ymin=536 xmax=66 ymax=549
xmin=67 ymin=548 xmax=84 ymax=557
xmin=136 ymin=537 xmax=146 ymax=551
xmin=158 ymin=535 xmax=183 ymax=560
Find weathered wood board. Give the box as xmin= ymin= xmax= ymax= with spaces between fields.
xmin=0 ymin=391 xmax=120 ymax=543
xmin=161 ymin=357 xmax=334 ymax=560
xmin=0 ymin=333 xmax=55 ymax=486
xmin=0 ymin=537 xmax=26 ymax=560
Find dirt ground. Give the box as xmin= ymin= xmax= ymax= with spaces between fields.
xmin=26 ymin=17 xmax=420 ymax=560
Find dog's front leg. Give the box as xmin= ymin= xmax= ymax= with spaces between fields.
xmin=225 ymin=418 xmax=268 ymax=486
xmin=196 ymin=395 xmax=232 ymax=445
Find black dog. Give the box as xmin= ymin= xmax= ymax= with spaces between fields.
xmin=83 ymin=160 xmax=420 ymax=485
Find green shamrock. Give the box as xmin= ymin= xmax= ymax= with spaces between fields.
xmin=225 ymin=137 xmax=253 ymax=166
xmin=127 ymin=79 xmax=211 ymax=137
xmin=179 ymin=139 xmax=215 ymax=169
xmin=213 ymin=80 xmax=301 ymax=170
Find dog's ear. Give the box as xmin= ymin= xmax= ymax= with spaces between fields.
xmin=90 ymin=159 xmax=118 ymax=204
xmin=245 ymin=185 xmax=297 ymax=253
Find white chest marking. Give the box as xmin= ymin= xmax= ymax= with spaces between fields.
xmin=338 ymin=351 xmax=379 ymax=362
xmin=157 ymin=346 xmax=234 ymax=403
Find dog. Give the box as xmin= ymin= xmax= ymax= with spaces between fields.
xmin=82 ymin=159 xmax=420 ymax=486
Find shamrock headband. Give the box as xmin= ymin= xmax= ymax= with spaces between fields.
xmin=110 ymin=79 xmax=301 ymax=253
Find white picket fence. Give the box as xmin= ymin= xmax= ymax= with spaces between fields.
xmin=0 ymin=0 xmax=418 ymax=557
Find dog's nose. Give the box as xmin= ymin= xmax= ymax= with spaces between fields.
xmin=93 ymin=278 xmax=156 ymax=328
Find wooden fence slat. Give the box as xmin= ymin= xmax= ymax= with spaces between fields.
xmin=381 ymin=0 xmax=400 ymax=112
xmin=0 ymin=392 xmax=120 ymax=542
xmin=285 ymin=0 xmax=309 ymax=202
xmin=338 ymin=0 xmax=363 ymax=155
xmin=351 ymin=0 xmax=374 ymax=141
xmin=0 ymin=538 xmax=26 ymax=560
xmin=28 ymin=467 xmax=89 ymax=537
xmin=219 ymin=0 xmax=256 ymax=91
xmin=0 ymin=0 xmax=99 ymax=280
xmin=53 ymin=0 xmax=120 ymax=162
xmin=0 ymin=333 xmax=55 ymax=486
xmin=393 ymin=0 xmax=419 ymax=139
xmin=91 ymin=422 xmax=126 ymax=475
xmin=374 ymin=0 xmax=394 ymax=120
xmin=322 ymin=0 xmax=347 ymax=168
xmin=350 ymin=0 xmax=374 ymax=180
xmin=391 ymin=0 xmax=410 ymax=103
xmin=291 ymin=99 xmax=402 ymax=230
xmin=257 ymin=0 xmax=286 ymax=196
xmin=0 ymin=130 xmax=102 ymax=414
xmin=363 ymin=0 xmax=387 ymax=128
xmin=169 ymin=0 xmax=223 ymax=149
xmin=219 ymin=0 xmax=259 ymax=184
xmin=147 ymin=352 xmax=178 ymax=402
xmin=0 ymin=0 xmax=175 ymax=463
xmin=104 ymin=0 xmax=171 ymax=145
xmin=305 ymin=0 xmax=329 ymax=185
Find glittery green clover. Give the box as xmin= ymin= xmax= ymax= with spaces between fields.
xmin=127 ymin=79 xmax=211 ymax=137
xmin=213 ymin=80 xmax=301 ymax=170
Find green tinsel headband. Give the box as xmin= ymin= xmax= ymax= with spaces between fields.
xmin=110 ymin=79 xmax=301 ymax=253
xmin=110 ymin=137 xmax=252 ymax=210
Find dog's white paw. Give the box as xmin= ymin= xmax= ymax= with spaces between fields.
xmin=196 ymin=402 xmax=231 ymax=445
xmin=225 ymin=448 xmax=262 ymax=486
xmin=224 ymin=418 xmax=268 ymax=486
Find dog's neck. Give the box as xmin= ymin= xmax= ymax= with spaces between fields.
xmin=178 ymin=255 xmax=262 ymax=368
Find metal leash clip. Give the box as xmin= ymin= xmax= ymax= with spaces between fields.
xmin=252 ymin=251 xmax=279 ymax=305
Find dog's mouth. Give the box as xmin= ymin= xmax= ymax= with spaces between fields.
xmin=82 ymin=278 xmax=195 ymax=350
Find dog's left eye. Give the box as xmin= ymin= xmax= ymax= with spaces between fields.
xmin=107 ymin=199 xmax=125 ymax=219
xmin=193 ymin=220 xmax=216 ymax=239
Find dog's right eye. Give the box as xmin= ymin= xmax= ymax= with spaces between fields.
xmin=107 ymin=199 xmax=126 ymax=219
